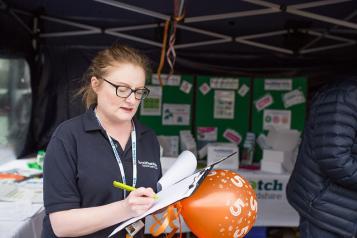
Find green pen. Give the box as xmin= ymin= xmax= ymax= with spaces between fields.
xmin=113 ymin=181 xmax=159 ymax=200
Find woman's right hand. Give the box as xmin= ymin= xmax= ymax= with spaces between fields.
xmin=124 ymin=187 xmax=156 ymax=217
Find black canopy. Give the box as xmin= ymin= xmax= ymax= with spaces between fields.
xmin=1 ymin=0 xmax=357 ymax=155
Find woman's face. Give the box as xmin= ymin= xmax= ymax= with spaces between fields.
xmin=92 ymin=63 xmax=146 ymax=124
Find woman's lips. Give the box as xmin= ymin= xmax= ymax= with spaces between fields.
xmin=120 ymin=107 xmax=133 ymax=112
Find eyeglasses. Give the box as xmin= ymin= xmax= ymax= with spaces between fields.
xmin=100 ymin=77 xmax=150 ymax=100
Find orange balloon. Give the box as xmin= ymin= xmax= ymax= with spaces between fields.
xmin=181 ymin=170 xmax=257 ymax=238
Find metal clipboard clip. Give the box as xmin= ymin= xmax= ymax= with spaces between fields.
xmin=188 ymin=151 xmax=238 ymax=194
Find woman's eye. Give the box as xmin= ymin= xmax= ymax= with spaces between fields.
xmin=118 ymin=87 xmax=129 ymax=93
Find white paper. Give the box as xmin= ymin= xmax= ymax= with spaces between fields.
xmin=223 ymin=128 xmax=242 ymax=145
xmin=162 ymin=104 xmax=190 ymax=125
xmin=199 ymin=83 xmax=211 ymax=95
xmin=157 ymin=151 xmax=197 ymax=191
xmin=0 ymin=179 xmax=43 ymax=204
xmin=160 ymin=157 xmax=178 ymax=174
xmin=264 ymin=79 xmax=292 ymax=91
xmin=263 ymin=109 xmax=291 ymax=130
xmin=238 ymin=84 xmax=249 ymax=97
xmin=214 ymin=90 xmax=235 ymax=119
xmin=140 ymin=86 xmax=162 ymax=116
xmin=110 ymin=169 xmax=207 ymax=237
xmin=255 ymin=94 xmax=273 ymax=111
xmin=210 ymin=78 xmax=239 ymax=89
xmin=197 ymin=127 xmax=217 ymax=141
xmin=110 ymin=152 xmax=236 ymax=237
xmin=282 ymin=89 xmax=305 ymax=108
xmin=0 ymin=158 xmax=42 ymax=177
xmin=151 ymin=74 xmax=181 ymax=86
xmin=179 ymin=80 xmax=192 ymax=94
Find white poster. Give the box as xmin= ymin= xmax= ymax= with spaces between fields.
xmin=264 ymin=79 xmax=292 ymax=91
xmin=151 ymin=74 xmax=181 ymax=86
xmin=197 ymin=127 xmax=218 ymax=141
xmin=282 ymin=89 xmax=306 ymax=108
xmin=223 ymin=128 xmax=242 ymax=145
xmin=263 ymin=109 xmax=291 ymax=130
xmin=140 ymin=86 xmax=162 ymax=116
xmin=210 ymin=78 xmax=239 ymax=89
xmin=179 ymin=80 xmax=192 ymax=94
xmin=199 ymin=83 xmax=211 ymax=95
xmin=214 ymin=90 xmax=235 ymax=119
xmin=238 ymin=84 xmax=250 ymax=97
xmin=255 ymin=94 xmax=273 ymax=111
xmin=162 ymin=104 xmax=190 ymax=125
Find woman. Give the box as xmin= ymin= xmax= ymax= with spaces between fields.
xmin=42 ymin=44 xmax=162 ymax=237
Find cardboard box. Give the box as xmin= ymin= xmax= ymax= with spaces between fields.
xmin=207 ymin=143 xmax=239 ymax=169
xmin=260 ymin=160 xmax=285 ymax=174
xmin=262 ymin=149 xmax=293 ymax=163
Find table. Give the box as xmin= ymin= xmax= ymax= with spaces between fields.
xmin=0 ymin=158 xmax=44 ymax=238
xmin=0 ymin=159 xmax=299 ymax=237
xmin=238 ymin=170 xmax=299 ymax=227
xmin=144 ymin=169 xmax=299 ymax=234
xmin=0 ymin=205 xmax=44 ymax=238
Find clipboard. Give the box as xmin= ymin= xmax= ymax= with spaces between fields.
xmin=109 ymin=152 xmax=237 ymax=237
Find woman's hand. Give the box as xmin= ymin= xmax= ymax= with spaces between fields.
xmin=49 ymin=188 xmax=157 ymax=237
xmin=124 ymin=187 xmax=156 ymax=217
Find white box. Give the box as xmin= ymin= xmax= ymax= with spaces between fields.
xmin=260 ymin=160 xmax=285 ymax=174
xmin=263 ymin=149 xmax=293 ymax=163
xmin=207 ymin=143 xmax=239 ymax=169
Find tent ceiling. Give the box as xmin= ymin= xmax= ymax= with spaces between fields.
xmin=2 ymin=0 xmax=357 ymax=60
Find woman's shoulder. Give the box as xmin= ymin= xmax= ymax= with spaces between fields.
xmin=51 ymin=113 xmax=86 ymax=140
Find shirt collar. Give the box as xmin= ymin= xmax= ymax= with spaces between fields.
xmin=83 ymin=104 xmax=150 ymax=139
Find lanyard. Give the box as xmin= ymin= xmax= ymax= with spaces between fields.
xmin=94 ymin=109 xmax=137 ymax=198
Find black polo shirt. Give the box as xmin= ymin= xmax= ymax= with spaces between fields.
xmin=42 ymin=107 xmax=162 ymax=238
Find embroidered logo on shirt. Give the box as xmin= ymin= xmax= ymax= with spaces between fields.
xmin=138 ymin=160 xmax=158 ymax=170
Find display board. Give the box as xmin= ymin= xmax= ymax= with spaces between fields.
xmin=138 ymin=74 xmax=194 ymax=136
xmin=195 ymin=76 xmax=251 ymax=149
xmin=251 ymin=77 xmax=307 ymax=162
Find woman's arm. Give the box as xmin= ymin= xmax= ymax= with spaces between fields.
xmin=50 ymin=187 xmax=156 ymax=237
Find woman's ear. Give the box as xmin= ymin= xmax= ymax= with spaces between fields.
xmin=91 ymin=76 xmax=100 ymax=92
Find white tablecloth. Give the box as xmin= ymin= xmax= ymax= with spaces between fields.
xmin=0 ymin=158 xmax=299 ymax=237
xmin=0 ymin=206 xmax=44 ymax=238
xmin=0 ymin=158 xmax=44 ymax=238
xmin=238 ymin=170 xmax=299 ymax=227
xmin=144 ymin=169 xmax=299 ymax=234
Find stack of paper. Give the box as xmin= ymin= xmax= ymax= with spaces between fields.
xmin=0 ymin=178 xmax=43 ymax=204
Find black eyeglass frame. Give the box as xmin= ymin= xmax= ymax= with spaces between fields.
xmin=100 ymin=77 xmax=150 ymax=100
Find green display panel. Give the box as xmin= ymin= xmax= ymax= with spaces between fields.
xmin=251 ymin=77 xmax=307 ymax=161
xmin=195 ymin=76 xmax=251 ymax=149
xmin=137 ymin=74 xmax=194 ymax=135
